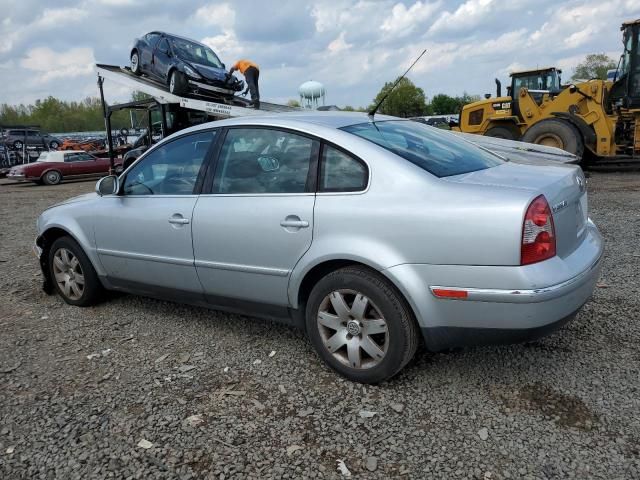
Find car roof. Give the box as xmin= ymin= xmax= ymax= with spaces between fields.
xmin=205 ymin=111 xmax=398 ymax=130
xmin=151 ymin=31 xmax=209 ymax=49
xmin=155 ymin=112 xmax=405 ymax=150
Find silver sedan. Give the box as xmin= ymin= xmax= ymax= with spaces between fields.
xmin=34 ymin=112 xmax=603 ymax=383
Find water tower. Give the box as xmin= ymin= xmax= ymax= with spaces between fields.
xmin=299 ymin=80 xmax=325 ymax=109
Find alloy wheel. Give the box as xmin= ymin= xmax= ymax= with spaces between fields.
xmin=52 ymin=248 xmax=85 ymax=300
xmin=131 ymin=53 xmax=139 ymax=72
xmin=169 ymin=73 xmax=176 ymax=92
xmin=317 ymin=289 xmax=389 ymax=369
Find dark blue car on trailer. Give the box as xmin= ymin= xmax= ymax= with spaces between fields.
xmin=129 ymin=31 xmax=244 ymax=98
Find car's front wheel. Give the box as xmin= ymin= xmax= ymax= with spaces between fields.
xmin=131 ymin=51 xmax=141 ymax=75
xmin=42 ymin=170 xmax=62 ymax=185
xmin=49 ymin=236 xmax=104 ymax=306
xmin=13 ymin=140 xmax=23 ymax=150
xmin=49 ymin=140 xmax=59 ymax=149
xmin=305 ymin=266 xmax=419 ymax=384
xmin=169 ymin=70 xmax=188 ymax=95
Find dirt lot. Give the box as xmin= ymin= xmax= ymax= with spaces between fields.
xmin=0 ymin=173 xmax=639 ymax=479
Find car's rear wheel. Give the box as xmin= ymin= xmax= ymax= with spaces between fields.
xmin=49 ymin=140 xmax=59 ymax=149
xmin=49 ymin=237 xmax=104 ymax=306
xmin=131 ymin=51 xmax=141 ymax=75
xmin=42 ymin=170 xmax=62 ymax=185
xmin=169 ymin=70 xmax=188 ymax=95
xmin=13 ymin=140 xmax=23 ymax=150
xmin=305 ymin=266 xmax=419 ymax=384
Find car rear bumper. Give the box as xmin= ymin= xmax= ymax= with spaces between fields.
xmin=383 ymin=220 xmax=604 ymax=351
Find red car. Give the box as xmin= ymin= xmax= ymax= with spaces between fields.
xmin=6 ymin=151 xmax=122 ymax=185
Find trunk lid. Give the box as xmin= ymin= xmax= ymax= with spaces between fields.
xmin=444 ymin=162 xmax=588 ymax=259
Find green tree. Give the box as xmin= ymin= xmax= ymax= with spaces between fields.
xmin=286 ymin=99 xmax=301 ymax=108
xmin=369 ymin=77 xmax=429 ymax=117
xmin=430 ymin=94 xmax=459 ymax=115
xmin=572 ymin=54 xmax=616 ymax=80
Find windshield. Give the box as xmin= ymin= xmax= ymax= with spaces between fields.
xmin=341 ymin=120 xmax=503 ymax=178
xmin=171 ymin=38 xmax=223 ymax=69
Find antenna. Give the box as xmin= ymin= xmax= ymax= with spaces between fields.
xmin=368 ymin=49 xmax=427 ymax=120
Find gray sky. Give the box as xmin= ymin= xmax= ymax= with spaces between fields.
xmin=1 ymin=0 xmax=639 ymax=107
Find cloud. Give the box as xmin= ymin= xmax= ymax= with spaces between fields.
xmin=192 ymin=3 xmax=236 ymax=27
xmin=201 ymin=31 xmax=244 ymax=61
xmin=21 ymin=47 xmax=96 ymax=83
xmin=327 ymin=32 xmax=353 ymax=54
xmin=381 ymin=1 xmax=441 ymax=37
xmin=33 ymin=7 xmax=89 ymax=28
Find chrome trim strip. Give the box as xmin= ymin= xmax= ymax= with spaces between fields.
xmin=430 ymin=254 xmax=603 ymax=304
xmin=97 ymin=248 xmax=194 ymax=267
xmin=194 ymin=259 xmax=289 ymax=277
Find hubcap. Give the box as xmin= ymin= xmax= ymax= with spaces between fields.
xmin=536 ymin=133 xmax=563 ymax=149
xmin=317 ymin=290 xmax=388 ymax=369
xmin=170 ymin=74 xmax=175 ymax=91
xmin=47 ymin=172 xmax=59 ymax=183
xmin=131 ymin=53 xmax=138 ymax=71
xmin=52 ymin=248 xmax=84 ymax=300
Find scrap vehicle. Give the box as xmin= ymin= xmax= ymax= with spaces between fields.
xmin=0 ymin=126 xmax=61 ymax=150
xmin=6 ymin=150 xmax=122 ymax=185
xmin=130 ymin=31 xmax=244 ymax=97
xmin=455 ymin=19 xmax=640 ymax=165
xmin=60 ymin=138 xmax=106 ymax=152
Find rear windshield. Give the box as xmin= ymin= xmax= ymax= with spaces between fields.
xmin=341 ymin=120 xmax=503 ymax=177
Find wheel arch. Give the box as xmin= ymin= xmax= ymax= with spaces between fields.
xmin=292 ymin=258 xmax=420 ymax=333
xmin=37 ymin=222 xmax=106 ymax=287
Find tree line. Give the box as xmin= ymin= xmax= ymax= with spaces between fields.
xmin=0 ymin=96 xmax=132 ymax=133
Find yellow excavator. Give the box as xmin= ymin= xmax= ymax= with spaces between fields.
xmin=455 ymin=19 xmax=640 ymax=164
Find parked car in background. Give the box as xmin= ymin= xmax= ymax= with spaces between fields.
xmin=34 ymin=112 xmax=602 ymax=383
xmin=130 ymin=31 xmax=244 ymax=97
xmin=7 ymin=151 xmax=122 ymax=185
xmin=1 ymin=129 xmax=61 ymax=150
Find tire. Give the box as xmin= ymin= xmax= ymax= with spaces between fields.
xmin=119 ymin=128 xmax=129 ymax=137
xmin=169 ymin=70 xmax=188 ymax=95
xmin=13 ymin=140 xmax=23 ymax=150
xmin=521 ymin=119 xmax=584 ymax=158
xmin=484 ymin=125 xmax=519 ymax=141
xmin=48 ymin=236 xmax=104 ymax=306
xmin=49 ymin=140 xmax=59 ymax=149
xmin=131 ymin=50 xmax=141 ymax=75
xmin=42 ymin=170 xmax=62 ymax=185
xmin=305 ymin=266 xmax=419 ymax=384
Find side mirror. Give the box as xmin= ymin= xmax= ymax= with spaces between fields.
xmin=96 ymin=175 xmax=119 ymax=196
xmin=484 ymin=93 xmax=491 ymax=99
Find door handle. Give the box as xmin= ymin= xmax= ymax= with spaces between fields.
xmin=280 ymin=219 xmax=309 ymax=228
xmin=169 ymin=215 xmax=190 ymax=225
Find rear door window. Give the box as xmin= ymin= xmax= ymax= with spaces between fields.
xmin=145 ymin=33 xmax=161 ymax=47
xmin=342 ymin=120 xmax=503 ymax=178
xmin=212 ymin=128 xmax=317 ymax=194
xmin=319 ymin=145 xmax=368 ymax=192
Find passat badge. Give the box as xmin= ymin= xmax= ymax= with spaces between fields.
xmin=552 ymin=200 xmax=568 ymax=213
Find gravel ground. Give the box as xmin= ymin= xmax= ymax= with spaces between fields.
xmin=0 ymin=173 xmax=639 ymax=480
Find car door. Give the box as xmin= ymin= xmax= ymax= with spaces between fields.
xmin=152 ymin=37 xmax=172 ymax=81
xmin=64 ymin=152 xmax=99 ymax=175
xmin=140 ymin=32 xmax=161 ymax=71
xmin=94 ymin=130 xmax=217 ymax=298
xmin=192 ymin=127 xmax=318 ymax=308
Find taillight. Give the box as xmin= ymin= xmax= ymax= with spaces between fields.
xmin=521 ymin=195 xmax=556 ymax=265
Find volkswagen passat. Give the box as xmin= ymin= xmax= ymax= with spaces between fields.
xmin=34 ymin=113 xmax=603 ymax=383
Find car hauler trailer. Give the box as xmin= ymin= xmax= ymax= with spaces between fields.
xmin=95 ymin=64 xmax=300 ymax=172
